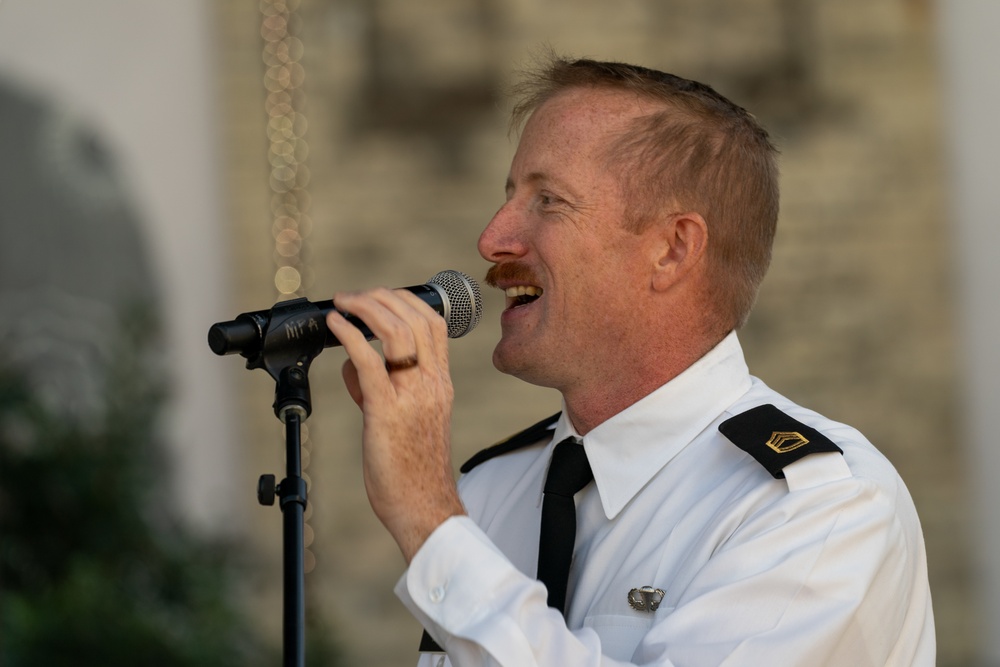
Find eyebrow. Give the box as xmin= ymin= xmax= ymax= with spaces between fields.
xmin=505 ymin=171 xmax=574 ymax=196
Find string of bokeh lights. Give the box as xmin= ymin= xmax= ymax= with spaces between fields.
xmin=262 ymin=0 xmax=311 ymax=298
xmin=261 ymin=0 xmax=316 ymax=574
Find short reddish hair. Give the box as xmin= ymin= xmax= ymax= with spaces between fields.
xmin=511 ymin=56 xmax=779 ymax=331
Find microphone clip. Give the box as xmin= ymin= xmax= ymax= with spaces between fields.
xmin=229 ymin=297 xmax=328 ymax=421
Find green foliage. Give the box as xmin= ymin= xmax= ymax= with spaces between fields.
xmin=0 ymin=307 xmax=340 ymax=666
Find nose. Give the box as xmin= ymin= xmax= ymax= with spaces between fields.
xmin=478 ymin=200 xmax=528 ymax=263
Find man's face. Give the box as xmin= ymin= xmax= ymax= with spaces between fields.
xmin=478 ymin=87 xmax=660 ymax=392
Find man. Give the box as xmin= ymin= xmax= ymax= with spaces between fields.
xmin=325 ymin=57 xmax=935 ymax=665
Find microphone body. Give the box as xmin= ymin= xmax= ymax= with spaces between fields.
xmin=208 ymin=270 xmax=482 ymax=359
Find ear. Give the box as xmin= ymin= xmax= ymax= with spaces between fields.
xmin=650 ymin=211 xmax=708 ymax=292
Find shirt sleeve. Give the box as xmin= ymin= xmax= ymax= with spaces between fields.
xmin=395 ymin=515 xmax=634 ymax=667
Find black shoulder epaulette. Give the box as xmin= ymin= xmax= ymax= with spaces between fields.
xmin=460 ymin=413 xmax=561 ymax=474
xmin=719 ymin=404 xmax=843 ymax=479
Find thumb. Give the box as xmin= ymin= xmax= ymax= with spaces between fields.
xmin=341 ymin=359 xmax=365 ymax=408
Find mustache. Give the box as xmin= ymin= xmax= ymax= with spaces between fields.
xmin=484 ymin=262 xmax=540 ymax=288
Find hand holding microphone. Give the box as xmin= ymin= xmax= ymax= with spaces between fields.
xmin=324 ymin=273 xmax=473 ymax=562
xmin=207 ymin=269 xmax=482 ymax=424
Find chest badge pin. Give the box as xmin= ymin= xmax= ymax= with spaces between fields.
xmin=627 ymin=586 xmax=665 ymax=612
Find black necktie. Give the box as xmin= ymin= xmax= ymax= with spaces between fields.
xmin=537 ymin=437 xmax=593 ymax=615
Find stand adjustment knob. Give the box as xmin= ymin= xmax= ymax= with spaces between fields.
xmin=257 ymin=474 xmax=276 ymax=506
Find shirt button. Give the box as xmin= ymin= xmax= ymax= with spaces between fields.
xmin=429 ymin=584 xmax=446 ymax=603
xmin=435 ymin=657 xmax=446 ymax=667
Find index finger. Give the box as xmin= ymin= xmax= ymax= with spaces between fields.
xmin=330 ymin=288 xmax=419 ymax=364
xmin=394 ymin=288 xmax=450 ymax=369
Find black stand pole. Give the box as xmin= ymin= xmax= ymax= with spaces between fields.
xmin=260 ymin=398 xmax=308 ymax=667
xmin=257 ymin=366 xmax=316 ymax=667
xmin=279 ymin=408 xmax=307 ymax=667
xmin=211 ymin=297 xmax=329 ymax=667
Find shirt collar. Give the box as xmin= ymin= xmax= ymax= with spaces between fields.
xmin=550 ymin=331 xmax=753 ymax=519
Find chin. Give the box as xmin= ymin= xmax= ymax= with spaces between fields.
xmin=493 ymin=342 xmax=529 ymax=377
xmin=493 ymin=346 xmax=560 ymax=389
xmin=491 ymin=344 xmax=519 ymax=376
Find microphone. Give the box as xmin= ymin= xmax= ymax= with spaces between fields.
xmin=208 ymin=269 xmax=483 ymax=358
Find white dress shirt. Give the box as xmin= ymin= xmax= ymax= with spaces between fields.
xmin=395 ymin=333 xmax=936 ymax=666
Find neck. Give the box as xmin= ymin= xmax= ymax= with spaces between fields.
xmin=560 ymin=330 xmax=724 ymax=435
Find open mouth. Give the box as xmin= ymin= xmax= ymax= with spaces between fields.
xmin=505 ymin=285 xmax=543 ymax=309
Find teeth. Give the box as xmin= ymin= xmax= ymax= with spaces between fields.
xmin=504 ymin=285 xmax=543 ymax=298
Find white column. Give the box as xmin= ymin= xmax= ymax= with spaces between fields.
xmin=936 ymin=1 xmax=1000 ymax=662
xmin=0 ymin=0 xmax=241 ymax=531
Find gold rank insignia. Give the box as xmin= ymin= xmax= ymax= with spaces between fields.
xmin=719 ymin=404 xmax=843 ymax=479
xmin=766 ymin=431 xmax=810 ymax=454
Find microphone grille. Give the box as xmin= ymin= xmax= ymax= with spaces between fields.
xmin=428 ymin=270 xmax=483 ymax=338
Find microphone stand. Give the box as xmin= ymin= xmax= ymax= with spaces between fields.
xmin=215 ymin=297 xmax=329 ymax=667
xmin=207 ymin=273 xmax=479 ymax=666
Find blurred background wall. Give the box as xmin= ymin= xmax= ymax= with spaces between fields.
xmin=0 ymin=1 xmax=996 ymax=666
